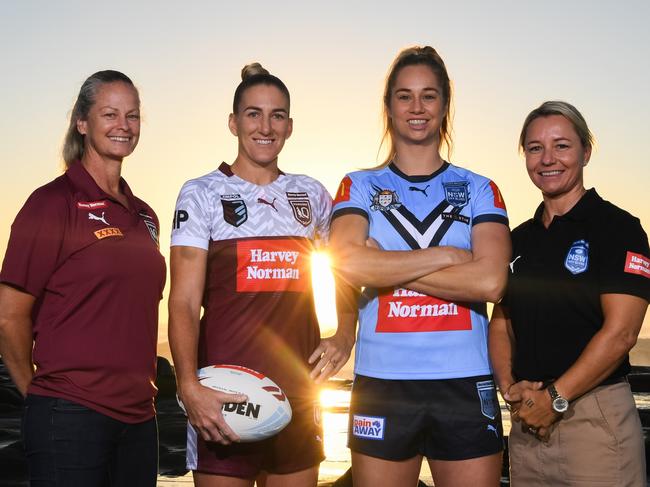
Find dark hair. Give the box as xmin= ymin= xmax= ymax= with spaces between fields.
xmin=62 ymin=70 xmax=138 ymax=167
xmin=232 ymin=62 xmax=290 ymax=114
xmin=380 ymin=46 xmax=453 ymax=165
xmin=519 ymin=100 xmax=594 ymax=152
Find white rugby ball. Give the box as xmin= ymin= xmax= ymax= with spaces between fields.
xmin=178 ymin=364 xmax=292 ymax=442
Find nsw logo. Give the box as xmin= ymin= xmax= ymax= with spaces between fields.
xmin=352 ymin=415 xmax=385 ymax=440
xmin=565 ymin=239 xmax=589 ymax=275
xmin=443 ymin=181 xmax=470 ymax=208
xmin=476 ymin=380 xmax=498 ymax=420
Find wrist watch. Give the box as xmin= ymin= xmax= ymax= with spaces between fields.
xmin=547 ymin=383 xmax=569 ymax=413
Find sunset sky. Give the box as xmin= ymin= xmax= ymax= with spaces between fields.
xmin=1 ymin=1 xmax=649 ymax=338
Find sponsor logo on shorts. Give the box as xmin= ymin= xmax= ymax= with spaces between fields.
xmin=235 ymin=238 xmax=310 ymax=292
xmin=476 ymin=380 xmax=498 ymax=420
xmin=376 ymin=287 xmax=471 ymax=333
xmin=94 ymin=227 xmax=123 ymax=239
xmin=286 ymin=192 xmax=312 ymax=227
xmin=333 ymin=176 xmax=352 ymax=205
xmin=77 ymin=200 xmax=107 ymax=209
xmin=487 ymin=424 xmax=499 ymax=438
xmin=352 ymin=415 xmax=385 ymax=440
xmin=443 ymin=181 xmax=470 ymax=208
xmin=565 ymin=239 xmax=589 ymax=275
xmin=625 ymin=251 xmax=650 ymax=278
xmin=172 ymin=209 xmax=189 ymax=229
xmin=221 ymin=194 xmax=247 ymax=227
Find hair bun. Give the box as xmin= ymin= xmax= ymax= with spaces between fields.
xmin=241 ymin=62 xmax=270 ymax=80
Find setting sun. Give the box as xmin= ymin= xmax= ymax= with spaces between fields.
xmin=311 ymin=251 xmax=337 ymax=335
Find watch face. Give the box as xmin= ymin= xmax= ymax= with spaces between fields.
xmin=553 ymin=397 xmax=569 ymax=413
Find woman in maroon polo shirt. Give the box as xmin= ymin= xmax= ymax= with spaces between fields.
xmin=0 ymin=70 xmax=166 ymax=487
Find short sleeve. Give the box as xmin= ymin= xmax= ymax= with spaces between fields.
xmin=170 ymin=179 xmax=213 ymax=250
xmin=313 ymin=181 xmax=332 ymax=246
xmin=332 ymin=174 xmax=370 ymax=221
xmin=471 ymin=178 xmax=509 ymax=227
xmin=598 ymin=216 xmax=650 ymax=300
xmin=0 ymin=189 xmax=67 ymax=297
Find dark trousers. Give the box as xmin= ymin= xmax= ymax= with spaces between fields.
xmin=22 ymin=394 xmax=158 ymax=487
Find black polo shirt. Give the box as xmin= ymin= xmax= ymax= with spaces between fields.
xmin=505 ymin=189 xmax=650 ymax=383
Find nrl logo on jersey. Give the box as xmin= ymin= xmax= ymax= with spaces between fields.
xmin=286 ymin=192 xmax=312 ymax=227
xmin=370 ymin=186 xmax=401 ymax=211
xmin=221 ymin=194 xmax=247 ymax=227
xmin=443 ymin=181 xmax=470 ymax=208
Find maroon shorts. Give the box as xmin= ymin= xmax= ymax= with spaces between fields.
xmin=186 ymin=396 xmax=324 ymax=478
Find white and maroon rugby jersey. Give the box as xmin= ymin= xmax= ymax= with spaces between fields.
xmin=171 ymin=163 xmax=331 ymax=398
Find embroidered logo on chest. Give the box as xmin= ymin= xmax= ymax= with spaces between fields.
xmin=370 ymin=187 xmax=401 ymax=211
xmin=565 ymin=239 xmax=589 ymax=275
xmin=221 ymin=194 xmax=248 ymax=227
xmin=286 ymin=192 xmax=312 ymax=227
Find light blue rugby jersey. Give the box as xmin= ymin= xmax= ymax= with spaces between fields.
xmin=332 ymin=162 xmax=509 ymax=379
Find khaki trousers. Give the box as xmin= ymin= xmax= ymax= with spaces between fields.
xmin=509 ymin=381 xmax=646 ymax=487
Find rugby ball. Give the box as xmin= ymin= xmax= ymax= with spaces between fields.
xmin=178 ymin=364 xmax=292 ymax=442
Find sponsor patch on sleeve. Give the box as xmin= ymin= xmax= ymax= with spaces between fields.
xmin=624 ymin=251 xmax=650 ymax=278
xmin=333 ymin=176 xmax=352 ymax=205
xmin=352 ymin=415 xmax=385 ymax=440
xmin=488 ymin=180 xmax=507 ymax=211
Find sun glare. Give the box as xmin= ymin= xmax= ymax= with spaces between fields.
xmin=311 ymin=251 xmax=337 ymax=335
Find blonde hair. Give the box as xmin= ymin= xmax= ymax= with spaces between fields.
xmin=232 ymin=62 xmax=290 ymax=114
xmin=379 ymin=46 xmax=454 ymax=166
xmin=519 ymin=100 xmax=594 ymax=152
xmin=62 ymin=70 xmax=137 ymax=168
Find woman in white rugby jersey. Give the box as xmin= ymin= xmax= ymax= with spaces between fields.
xmin=168 ymin=63 xmax=350 ymax=487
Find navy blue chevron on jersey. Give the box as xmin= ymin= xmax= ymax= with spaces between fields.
xmin=332 ymin=162 xmax=509 ymax=380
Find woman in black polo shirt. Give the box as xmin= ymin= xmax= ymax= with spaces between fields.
xmin=489 ymin=101 xmax=649 ymax=486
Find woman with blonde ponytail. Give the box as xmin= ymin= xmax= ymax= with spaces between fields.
xmin=329 ymin=46 xmax=510 ymax=487
xmin=169 ymin=62 xmax=337 ymax=487
xmin=0 ymin=70 xmax=165 ymax=486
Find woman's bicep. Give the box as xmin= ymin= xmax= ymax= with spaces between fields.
xmin=329 ymin=214 xmax=369 ymax=251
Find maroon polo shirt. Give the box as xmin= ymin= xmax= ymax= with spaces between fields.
xmin=0 ymin=162 xmax=166 ymax=423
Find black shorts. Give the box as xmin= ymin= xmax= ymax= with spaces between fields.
xmin=348 ymin=375 xmax=503 ymax=461
xmin=188 ymin=396 xmax=324 ymax=478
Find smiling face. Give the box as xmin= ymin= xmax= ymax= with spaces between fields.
xmin=76 ymin=81 xmax=140 ymax=162
xmin=388 ymin=64 xmax=448 ymax=149
xmin=229 ymin=84 xmax=292 ymax=168
xmin=523 ymin=114 xmax=592 ymax=199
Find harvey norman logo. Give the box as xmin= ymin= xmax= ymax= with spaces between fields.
xmin=236 ymin=239 xmax=309 ymax=293
xmin=352 ymin=415 xmax=385 ymax=440
xmin=376 ymin=287 xmax=471 ymax=333
xmin=625 ymin=251 xmax=650 ymax=278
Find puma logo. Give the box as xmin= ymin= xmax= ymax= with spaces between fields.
xmin=487 ymin=424 xmax=499 ymax=438
xmin=257 ymin=197 xmax=278 ymax=212
xmin=408 ymin=185 xmax=430 ymax=197
xmin=88 ymin=212 xmax=109 ymax=225
xmin=509 ymin=255 xmax=522 ymax=273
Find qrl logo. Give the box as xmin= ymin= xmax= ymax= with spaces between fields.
xmin=172 ymin=210 xmax=189 ymax=229
xmin=223 ymin=402 xmax=261 ymax=419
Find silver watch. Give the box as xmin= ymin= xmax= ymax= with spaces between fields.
xmin=548 ymin=383 xmax=569 ymax=413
